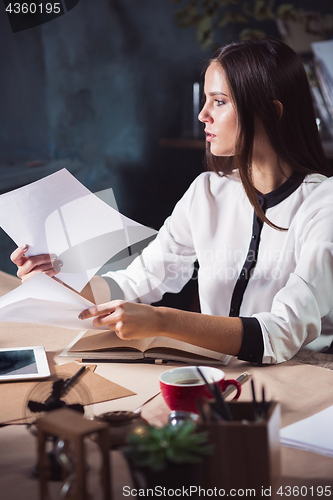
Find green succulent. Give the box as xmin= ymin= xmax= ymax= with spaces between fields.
xmin=124 ymin=421 xmax=212 ymax=472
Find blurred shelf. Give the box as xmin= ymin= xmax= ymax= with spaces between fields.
xmin=159 ymin=138 xmax=205 ymax=150
xmin=0 ymin=159 xmax=85 ymax=194
xmin=160 ymin=138 xmax=333 ymax=159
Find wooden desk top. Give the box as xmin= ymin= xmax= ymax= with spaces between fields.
xmin=1 ymin=271 xmax=333 ymax=499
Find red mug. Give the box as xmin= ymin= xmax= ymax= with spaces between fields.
xmin=159 ymin=366 xmax=241 ymax=414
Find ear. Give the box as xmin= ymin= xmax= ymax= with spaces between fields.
xmin=273 ymin=100 xmax=283 ymax=120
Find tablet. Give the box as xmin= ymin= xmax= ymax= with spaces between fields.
xmin=0 ymin=346 xmax=50 ymax=382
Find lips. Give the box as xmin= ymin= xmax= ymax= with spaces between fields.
xmin=205 ymin=131 xmax=216 ymax=142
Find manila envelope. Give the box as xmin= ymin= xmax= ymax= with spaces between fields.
xmin=0 ymin=362 xmax=135 ymax=425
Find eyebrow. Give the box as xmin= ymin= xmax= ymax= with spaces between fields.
xmin=208 ymin=91 xmax=229 ymax=97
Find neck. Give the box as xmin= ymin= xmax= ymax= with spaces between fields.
xmin=251 ymin=131 xmax=293 ymax=194
xmin=251 ymin=161 xmax=293 ymax=194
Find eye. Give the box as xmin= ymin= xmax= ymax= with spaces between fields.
xmin=215 ymin=99 xmax=225 ymax=106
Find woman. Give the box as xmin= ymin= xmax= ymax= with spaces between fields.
xmin=11 ymin=37 xmax=333 ymax=364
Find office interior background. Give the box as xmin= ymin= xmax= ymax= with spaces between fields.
xmin=0 ymin=0 xmax=332 ymax=308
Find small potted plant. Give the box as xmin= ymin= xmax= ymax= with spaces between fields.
xmin=123 ymin=421 xmax=212 ymax=494
xmin=170 ymin=0 xmax=333 ymax=50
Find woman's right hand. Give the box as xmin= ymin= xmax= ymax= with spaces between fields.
xmin=10 ymin=244 xmax=62 ymax=283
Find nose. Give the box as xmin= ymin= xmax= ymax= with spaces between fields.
xmin=198 ymin=104 xmax=212 ymax=124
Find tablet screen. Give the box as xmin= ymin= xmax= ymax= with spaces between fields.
xmin=0 ymin=349 xmax=38 ymax=376
xmin=0 ymin=347 xmax=50 ymax=381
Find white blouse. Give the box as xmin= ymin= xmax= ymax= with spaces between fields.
xmin=102 ymin=171 xmax=333 ymax=364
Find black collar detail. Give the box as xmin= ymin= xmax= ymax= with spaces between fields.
xmin=257 ymin=172 xmax=305 ymax=209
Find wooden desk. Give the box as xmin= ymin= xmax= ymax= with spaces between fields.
xmin=1 ymin=271 xmax=333 ymax=499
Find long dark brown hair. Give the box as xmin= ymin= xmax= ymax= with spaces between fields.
xmin=205 ymin=36 xmax=332 ymax=229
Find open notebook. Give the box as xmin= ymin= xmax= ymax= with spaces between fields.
xmin=63 ymin=330 xmax=231 ymax=365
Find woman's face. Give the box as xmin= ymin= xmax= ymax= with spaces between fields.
xmin=198 ymin=62 xmax=238 ymax=157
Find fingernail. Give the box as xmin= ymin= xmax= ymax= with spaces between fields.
xmin=50 ymin=254 xmax=57 ymax=260
xmin=78 ymin=314 xmax=83 ymax=320
xmin=21 ymin=244 xmax=28 ymax=252
xmin=53 ymin=260 xmax=63 ymax=272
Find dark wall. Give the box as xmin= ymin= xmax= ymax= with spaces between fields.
xmin=0 ymin=0 xmax=211 ymax=275
xmin=0 ymin=11 xmax=49 ymax=163
xmin=0 ymin=0 xmax=209 ymax=196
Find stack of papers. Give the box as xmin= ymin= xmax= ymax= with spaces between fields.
xmin=0 ymin=169 xmax=157 ymax=329
xmin=280 ymin=405 xmax=333 ymax=457
xmin=0 ymin=168 xmax=156 ymax=292
xmin=0 ymin=272 xmax=100 ymax=330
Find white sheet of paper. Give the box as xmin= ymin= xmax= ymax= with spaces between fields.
xmin=0 ymin=169 xmax=157 ymax=291
xmin=0 ymin=273 xmax=104 ymax=330
xmin=280 ymin=405 xmax=333 ymax=457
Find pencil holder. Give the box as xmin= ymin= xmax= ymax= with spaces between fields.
xmin=201 ymin=402 xmax=281 ymax=497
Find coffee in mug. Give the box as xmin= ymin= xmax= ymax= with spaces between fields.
xmin=159 ymin=366 xmax=241 ymax=414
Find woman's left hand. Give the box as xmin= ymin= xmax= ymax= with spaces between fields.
xmin=78 ymin=300 xmax=164 ymax=340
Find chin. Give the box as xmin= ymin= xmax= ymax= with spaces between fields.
xmin=211 ymin=149 xmax=235 ymax=157
xmin=210 ymin=143 xmax=235 ymax=157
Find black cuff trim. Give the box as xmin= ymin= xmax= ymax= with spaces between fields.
xmin=238 ymin=317 xmax=264 ymax=364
